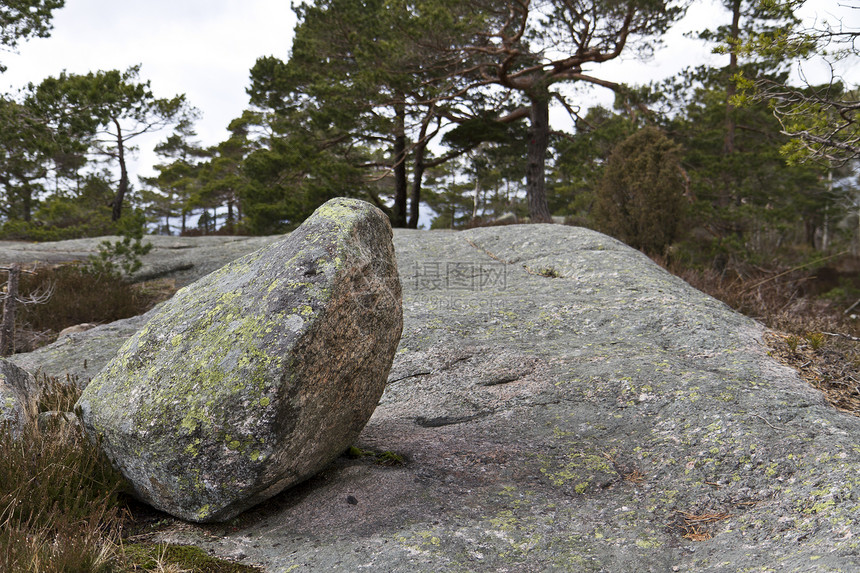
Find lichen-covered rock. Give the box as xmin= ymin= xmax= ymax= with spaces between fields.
xmin=76 ymin=198 xmax=402 ymax=522
xmin=0 ymin=359 xmax=37 ymax=437
xmin=17 ymin=224 xmax=860 ymax=570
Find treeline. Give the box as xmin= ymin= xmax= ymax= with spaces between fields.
xmin=1 ymin=0 xmax=858 ymax=267
xmin=0 ymin=62 xmax=192 ymax=239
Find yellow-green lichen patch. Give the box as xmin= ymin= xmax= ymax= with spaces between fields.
xmin=180 ymin=415 xmax=198 ymax=434
xmin=221 ymin=432 xmax=266 ymax=457
xmin=266 ymin=278 xmax=282 ymax=294
xmin=312 ymin=198 xmax=373 ymax=237
xmin=196 ymin=505 xmax=211 ymax=520
xmin=184 ymin=439 xmax=201 ymax=457
xmin=635 ymin=537 xmax=663 ymax=549
xmin=394 ymin=528 xmax=443 ymax=557
xmin=540 ymin=448 xmax=614 ymax=491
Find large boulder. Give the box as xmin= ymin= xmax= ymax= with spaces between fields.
xmin=76 ymin=198 xmax=403 ymax=523
xmin=0 ymin=359 xmax=38 ymax=437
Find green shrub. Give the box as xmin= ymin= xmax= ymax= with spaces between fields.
xmin=806 ymin=331 xmax=826 ymax=350
xmin=87 ymin=212 xmax=153 ymax=278
xmin=0 ymin=218 xmax=115 ymax=242
xmin=593 ymin=126 xmax=687 ymax=256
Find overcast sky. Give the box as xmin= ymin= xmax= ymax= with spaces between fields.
xmin=0 ymin=0 xmax=854 ymax=184
xmin=0 ymin=0 xmax=298 ymax=175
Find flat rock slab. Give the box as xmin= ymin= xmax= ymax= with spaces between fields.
xmin=0 ymin=234 xmax=281 ymax=286
xmin=12 ymin=225 xmax=860 ymax=571
xmin=76 ymin=199 xmax=402 ymax=522
xmin=9 ymin=307 xmax=162 ymax=383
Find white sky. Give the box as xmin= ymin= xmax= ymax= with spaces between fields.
xmin=0 ymin=0 xmax=297 ymax=178
xmin=0 ymin=0 xmax=856 ymax=188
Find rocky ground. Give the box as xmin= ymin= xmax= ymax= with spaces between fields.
xmin=6 ymin=226 xmax=860 ymax=572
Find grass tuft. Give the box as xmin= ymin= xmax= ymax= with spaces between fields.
xmin=120 ymin=544 xmax=260 ymax=573
xmin=0 ymin=376 xmax=262 ymax=572
xmin=0 ymin=380 xmax=125 ymax=573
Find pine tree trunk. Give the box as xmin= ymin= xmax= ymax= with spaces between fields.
xmin=527 ymin=95 xmax=552 ymax=223
xmin=226 ymin=199 xmax=235 ymax=234
xmin=112 ymin=118 xmax=128 ymax=222
xmin=392 ymin=102 xmax=408 ymax=227
xmin=723 ymin=0 xmax=741 ymax=157
xmin=721 ymin=0 xmax=742 ymax=209
xmin=408 ymin=141 xmax=427 ymax=229
xmin=22 ymin=186 xmax=32 ymax=222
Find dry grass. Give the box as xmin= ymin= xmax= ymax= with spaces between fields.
xmin=0 ymin=376 xmax=125 ymax=573
xmin=0 ymin=375 xmax=262 ymax=572
xmin=673 ymin=511 xmax=732 ymax=542
xmin=11 ymin=265 xmax=174 ymax=353
xmin=766 ymin=331 xmax=860 ymax=414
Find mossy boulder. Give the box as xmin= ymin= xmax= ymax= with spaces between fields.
xmin=0 ymin=359 xmax=37 ymax=437
xmin=75 ymin=198 xmax=402 ymax=522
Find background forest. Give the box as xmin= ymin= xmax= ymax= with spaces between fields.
xmin=1 ymin=0 xmax=858 ymax=271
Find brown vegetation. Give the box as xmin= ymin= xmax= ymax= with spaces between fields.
xmin=10 ymin=265 xmax=174 ymax=354
xmin=0 ymin=376 xmax=261 ymax=572
xmin=0 ymin=376 xmax=125 ymax=572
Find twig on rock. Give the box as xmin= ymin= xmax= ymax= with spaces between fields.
xmin=751 ymin=413 xmax=787 ymax=431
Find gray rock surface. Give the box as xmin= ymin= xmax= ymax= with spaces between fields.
xmin=0 ymin=359 xmax=38 ymax=437
xmin=10 ymin=224 xmax=860 ymax=571
xmin=9 ymin=307 xmax=162 ymax=383
xmin=57 ymin=322 xmax=100 ymax=338
xmin=0 ymin=234 xmax=281 ymax=287
xmin=76 ymin=198 xmax=403 ymax=523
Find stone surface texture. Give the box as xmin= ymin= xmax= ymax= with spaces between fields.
xmin=75 ymin=198 xmax=403 ymax=523
xmin=10 ymin=224 xmax=860 ymax=571
xmin=0 ymin=358 xmax=37 ymax=437
xmin=0 ymin=234 xmax=280 ymax=287
xmin=10 ymin=306 xmax=162 ymax=383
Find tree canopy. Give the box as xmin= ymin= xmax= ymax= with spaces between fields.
xmin=26 ymin=66 xmax=193 ymax=221
xmin=734 ymin=0 xmax=860 ymax=165
xmin=0 ymin=0 xmax=64 ymax=71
